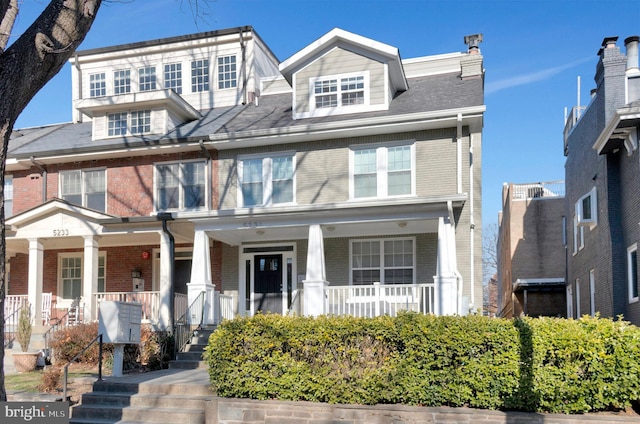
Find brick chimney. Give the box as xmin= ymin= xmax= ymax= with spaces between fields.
xmin=594 ymin=36 xmax=627 ymax=122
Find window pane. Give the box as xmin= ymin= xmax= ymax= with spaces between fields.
xmin=582 ymin=195 xmax=592 ymax=220
xmin=114 ymin=70 xmax=131 ymax=95
xmin=191 ymin=59 xmax=209 ymax=92
xmin=62 ymin=257 xmax=82 ymax=299
xmin=183 ymin=162 xmax=205 ymax=208
xmin=89 ymin=73 xmax=106 ymax=97
xmin=217 ymin=55 xmax=237 ymax=89
xmin=164 ymin=63 xmax=182 ymax=94
xmin=130 ymin=110 xmax=151 ymax=134
xmin=98 ymin=256 xmax=106 ymax=292
xmin=242 ymin=159 xmax=263 ymax=207
xmin=388 ymin=146 xmax=411 ymax=195
xmin=272 ymin=156 xmax=293 ymax=204
xmin=157 ymin=164 xmax=180 ymax=210
xmin=314 ymin=80 xmax=337 ymax=108
xmin=139 ymin=66 xmax=156 ymax=91
xmin=85 ymin=170 xmax=106 ymax=212
xmin=631 ymin=250 xmax=638 ymax=299
xmin=108 ymin=112 xmax=127 ymax=136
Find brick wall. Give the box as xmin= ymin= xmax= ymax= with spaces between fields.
xmin=205 ymin=397 xmax=637 ymax=424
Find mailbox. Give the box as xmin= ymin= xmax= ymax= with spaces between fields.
xmin=98 ymin=301 xmax=142 ymax=344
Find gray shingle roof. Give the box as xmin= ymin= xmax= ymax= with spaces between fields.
xmin=9 ymin=72 xmax=483 ymax=159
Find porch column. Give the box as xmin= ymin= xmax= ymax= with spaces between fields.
xmin=83 ymin=236 xmax=100 ymax=321
xmin=189 ymin=230 xmax=216 ymax=325
xmin=27 ymin=239 xmax=44 ymax=326
xmin=158 ymin=231 xmax=173 ymax=331
xmin=303 ymin=224 xmax=328 ymax=317
xmin=433 ymin=216 xmax=460 ymax=315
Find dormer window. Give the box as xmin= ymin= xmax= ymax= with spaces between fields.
xmin=217 ymin=55 xmax=237 ymax=89
xmin=191 ymin=59 xmax=209 ymax=92
xmin=312 ymin=73 xmax=367 ymax=111
xmin=90 ymin=73 xmax=106 ymax=98
xmin=164 ymin=63 xmax=182 ymax=94
xmin=139 ymin=66 xmax=156 ymax=91
xmin=107 ymin=110 xmax=151 ymax=137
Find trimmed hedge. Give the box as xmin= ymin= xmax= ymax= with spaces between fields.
xmin=204 ymin=313 xmax=640 ymax=414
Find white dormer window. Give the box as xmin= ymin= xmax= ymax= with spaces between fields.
xmin=89 ymin=73 xmax=106 ymax=98
xmin=107 ymin=110 xmax=151 ymax=137
xmin=191 ymin=59 xmax=209 ymax=92
xmin=164 ymin=63 xmax=182 ymax=94
xmin=306 ymin=72 xmax=370 ymax=118
xmin=217 ymin=55 xmax=237 ymax=89
xmin=114 ymin=70 xmax=131 ymax=95
xmin=139 ymin=66 xmax=157 ymax=92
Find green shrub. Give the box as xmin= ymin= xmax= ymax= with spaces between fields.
xmin=204 ymin=313 xmax=640 ymax=414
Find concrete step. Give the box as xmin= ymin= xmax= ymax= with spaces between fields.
xmin=167 ymin=359 xmax=207 ymax=370
xmin=79 ymin=392 xmax=211 ymax=409
xmin=70 ymin=403 xmax=204 ymax=423
xmin=90 ymin=380 xmax=212 ymax=397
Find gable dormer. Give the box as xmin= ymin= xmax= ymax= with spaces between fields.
xmin=279 ymin=28 xmax=408 ymax=120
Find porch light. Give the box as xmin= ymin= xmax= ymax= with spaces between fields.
xmin=131 ymin=269 xmax=142 ymax=279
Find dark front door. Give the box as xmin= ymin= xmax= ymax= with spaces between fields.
xmin=175 ymin=260 xmax=191 ymax=295
xmin=254 ymin=254 xmax=283 ymax=314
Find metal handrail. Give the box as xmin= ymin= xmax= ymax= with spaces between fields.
xmin=174 ymin=291 xmax=205 ymax=357
xmin=62 ymin=334 xmax=103 ymax=401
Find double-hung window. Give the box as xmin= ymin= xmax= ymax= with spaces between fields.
xmin=628 ymin=243 xmax=638 ymax=303
xmin=351 ymin=143 xmax=414 ymax=199
xmin=164 ymin=63 xmax=182 ymax=94
xmin=312 ymin=73 xmax=366 ymax=110
xmin=191 ymin=59 xmax=209 ymax=92
xmin=139 ymin=66 xmax=156 ymax=91
xmin=155 ymin=160 xmax=207 ymax=211
xmin=238 ymin=154 xmax=295 ymax=207
xmin=114 ymin=70 xmax=131 ymax=95
xmin=351 ymin=239 xmax=415 ymax=285
xmin=59 ymin=253 xmax=106 ymax=300
xmin=130 ymin=110 xmax=151 ymax=135
xmin=108 ymin=112 xmax=127 ymax=136
xmin=217 ymin=55 xmax=237 ymax=89
xmin=576 ymin=187 xmax=597 ymax=227
xmin=89 ymin=73 xmax=106 ymax=97
xmin=60 ymin=169 xmax=106 ymax=212
xmin=108 ymin=110 xmax=151 ymax=137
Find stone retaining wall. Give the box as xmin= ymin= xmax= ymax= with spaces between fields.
xmin=205 ymin=397 xmax=638 ymax=424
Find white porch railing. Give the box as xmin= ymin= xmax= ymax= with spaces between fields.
xmin=216 ymin=293 xmax=234 ymax=323
xmin=326 ymin=283 xmax=435 ymax=318
xmin=93 ymin=291 xmax=190 ymax=325
xmin=4 ymin=295 xmax=28 ymax=330
xmin=174 ymin=293 xmax=188 ymax=321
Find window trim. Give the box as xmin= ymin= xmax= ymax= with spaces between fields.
xmin=217 ymin=55 xmax=237 ymax=90
xmin=349 ymin=141 xmax=416 ymax=200
xmin=572 ymin=214 xmax=585 ymax=254
xmin=153 ymin=159 xmax=210 ymax=212
xmin=576 ymin=187 xmax=597 ymax=228
xmin=628 ymin=243 xmax=638 ymax=303
xmin=59 ymin=168 xmax=107 ymax=213
xmin=589 ymin=269 xmax=596 ymax=316
xmin=138 ymin=66 xmax=157 ymax=92
xmin=57 ymin=252 xmax=106 ymax=303
xmin=164 ymin=62 xmax=183 ymax=94
xmin=349 ymin=238 xmax=416 ymax=285
xmin=237 ymin=152 xmax=297 ymax=208
xmin=106 ymin=110 xmax=153 ymax=137
xmin=307 ymin=71 xmax=371 ymax=118
xmin=113 ymin=69 xmax=131 ymax=95
xmin=191 ymin=59 xmax=210 ymax=93
xmin=5 ymin=175 xmax=12 ymax=218
xmin=89 ymin=72 xmax=106 ymax=98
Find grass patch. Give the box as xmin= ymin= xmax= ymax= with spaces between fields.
xmin=6 ymin=369 xmax=99 ymax=393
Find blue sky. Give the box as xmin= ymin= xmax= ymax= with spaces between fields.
xmin=9 ymin=0 xmax=640 ymax=229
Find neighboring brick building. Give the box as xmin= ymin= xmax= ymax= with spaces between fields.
xmin=497 ymin=181 xmax=566 ymax=318
xmin=5 ymin=27 xmax=485 ymax=329
xmin=563 ymin=35 xmax=640 ymax=324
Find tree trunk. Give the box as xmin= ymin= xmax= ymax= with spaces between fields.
xmin=0 ymin=0 xmax=102 ymax=402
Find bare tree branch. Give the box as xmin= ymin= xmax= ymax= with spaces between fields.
xmin=0 ymin=0 xmax=18 ymax=52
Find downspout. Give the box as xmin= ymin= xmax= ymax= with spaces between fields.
xmin=74 ymin=53 xmax=82 ymax=123
xmin=157 ymin=212 xmax=175 ymax=336
xmin=469 ymin=131 xmax=475 ymax=314
xmin=30 ymin=156 xmax=47 ymax=203
xmin=456 ymin=113 xmax=463 ymax=194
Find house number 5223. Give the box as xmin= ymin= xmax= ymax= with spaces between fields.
xmin=52 ymin=229 xmax=69 ymax=237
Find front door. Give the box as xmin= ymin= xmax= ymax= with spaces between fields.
xmin=254 ymin=254 xmax=283 ymax=314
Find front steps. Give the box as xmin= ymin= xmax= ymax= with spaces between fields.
xmin=69 ymin=371 xmax=212 ymax=424
xmin=168 ymin=325 xmax=215 ymax=370
xmin=70 ymin=326 xmax=215 ymax=424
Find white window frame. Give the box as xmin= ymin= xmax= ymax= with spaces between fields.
xmin=5 ymin=175 xmax=12 ymax=218
xmin=107 ymin=110 xmax=152 ymax=137
xmin=349 ymin=238 xmax=416 ymax=285
xmin=154 ymin=159 xmax=209 ymax=212
xmin=113 ymin=69 xmax=131 ymax=95
xmin=307 ymin=71 xmax=371 ymax=118
xmin=191 ymin=59 xmax=210 ymax=92
xmin=164 ymin=63 xmax=182 ymax=94
xmin=89 ymin=72 xmax=106 ymax=98
xmin=628 ymin=243 xmax=638 ymax=303
xmin=575 ymin=278 xmax=581 ymax=317
xmin=130 ymin=110 xmax=151 ymax=135
xmin=572 ymin=214 xmax=584 ymax=254
xmin=138 ymin=66 xmax=157 ymax=92
xmin=349 ymin=142 xmax=416 ymax=200
xmin=576 ymin=187 xmax=597 ymax=228
xmin=59 ymin=168 xmax=107 ymax=212
xmin=217 ymin=55 xmax=237 ymax=90
xmin=58 ymin=252 xmax=106 ymax=303
xmin=237 ymin=152 xmax=296 ymax=208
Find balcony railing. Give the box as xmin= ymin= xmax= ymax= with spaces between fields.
xmin=326 ymin=283 xmax=435 ymax=318
xmin=512 ymin=181 xmax=565 ymax=200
